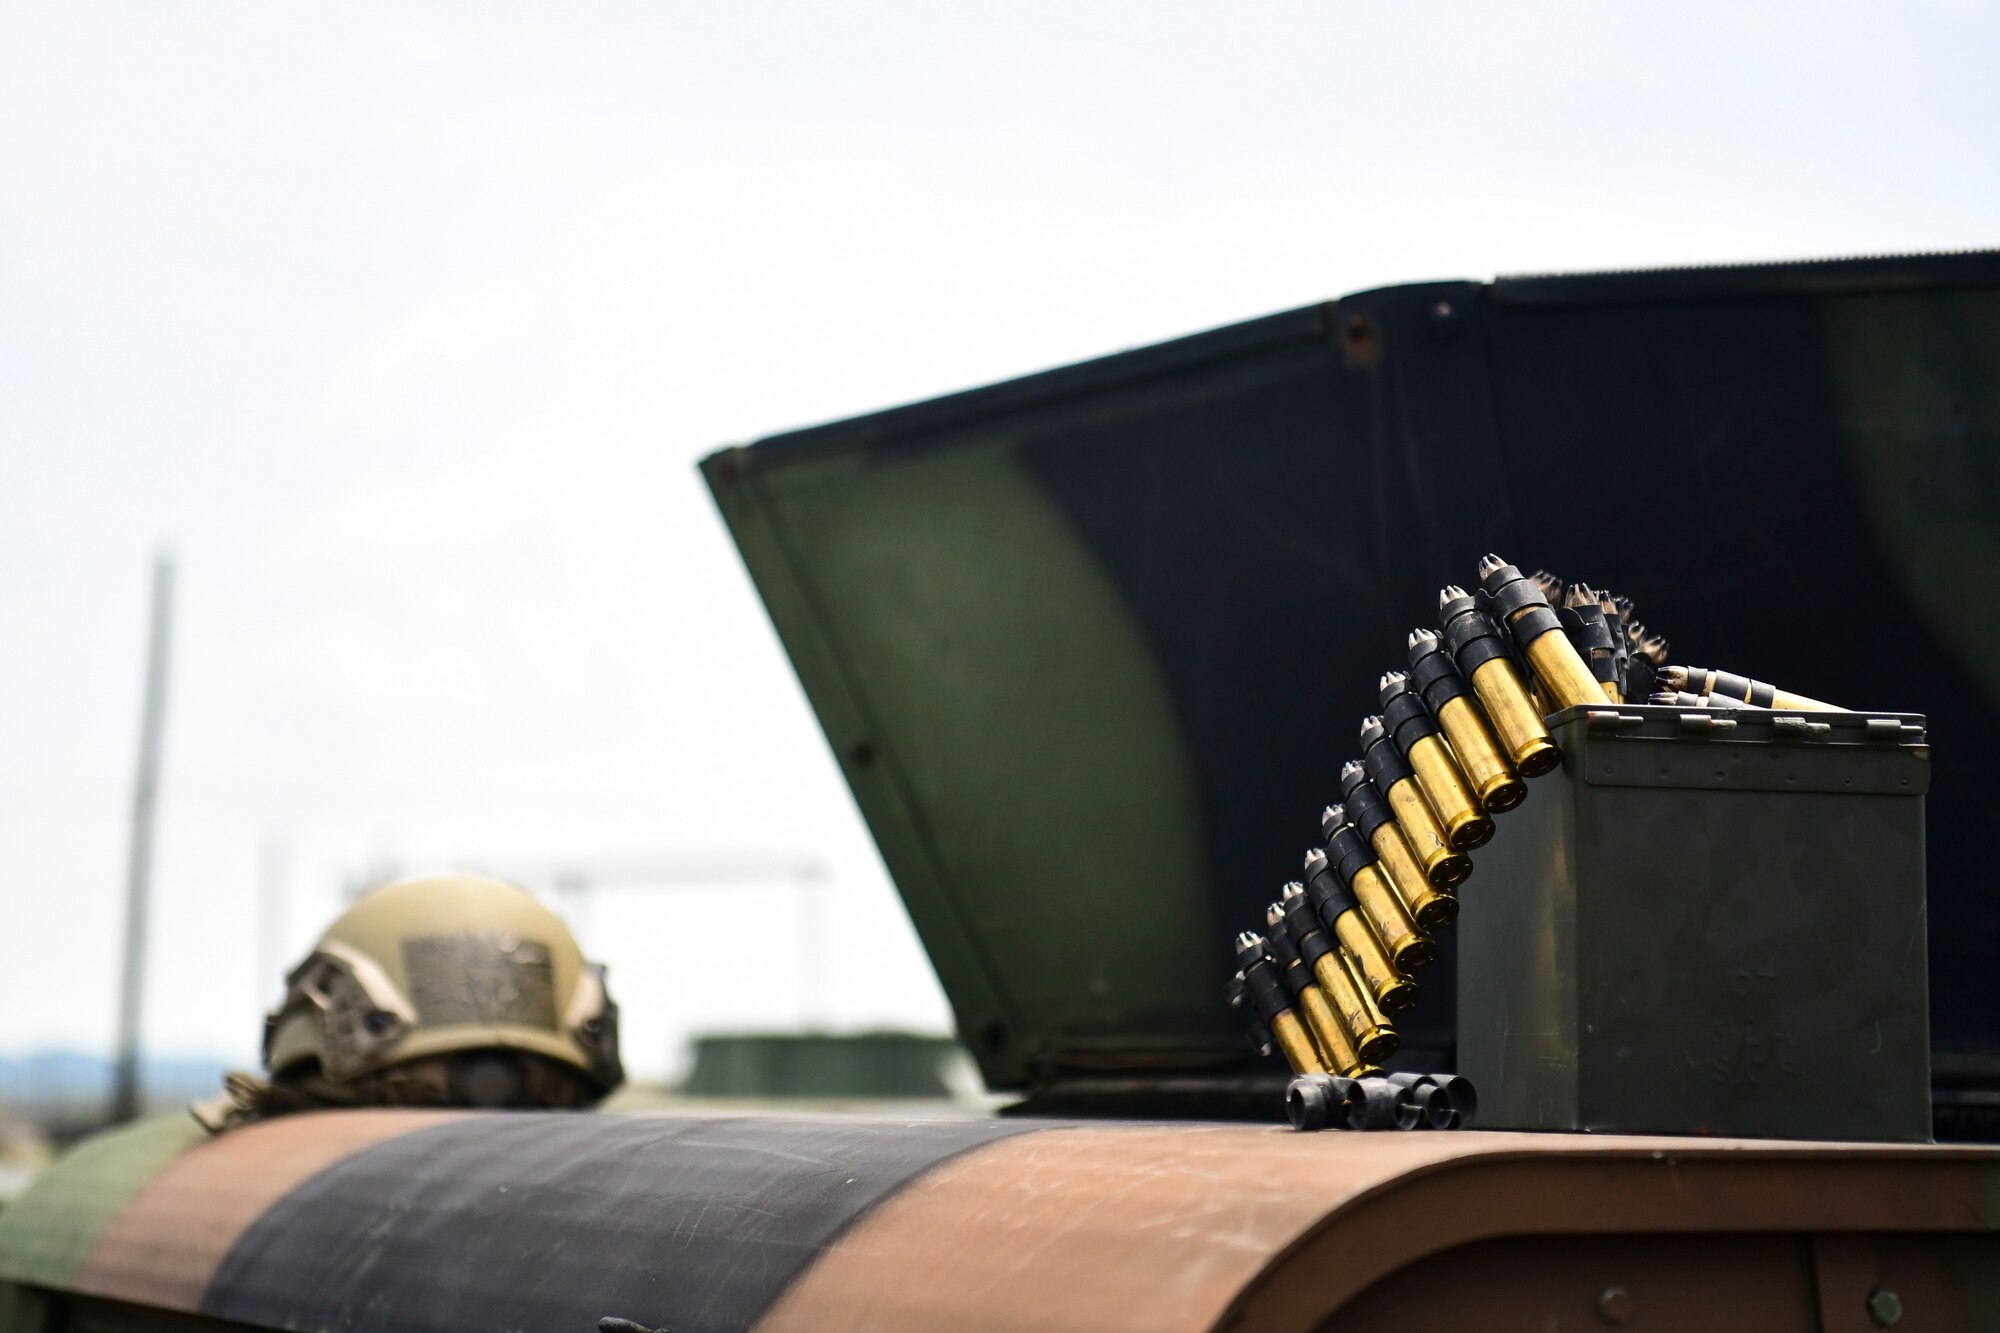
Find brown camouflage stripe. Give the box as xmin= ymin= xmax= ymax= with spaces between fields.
xmin=756 ymin=1120 xmax=1433 ymax=1332
xmin=69 ymin=1109 xmax=465 ymax=1310
xmin=757 ymin=1126 xmax=2000 ymax=1331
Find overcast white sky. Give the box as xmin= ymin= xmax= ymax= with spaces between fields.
xmin=3 ymin=1 xmax=1995 ymax=1084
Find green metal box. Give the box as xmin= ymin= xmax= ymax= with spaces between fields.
xmin=1459 ymin=703 xmax=1932 ymax=1141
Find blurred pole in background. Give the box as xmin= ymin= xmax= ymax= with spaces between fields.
xmin=111 ymin=552 xmax=174 ymax=1125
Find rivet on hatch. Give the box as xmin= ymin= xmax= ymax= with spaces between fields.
xmin=1595 ymin=1285 xmax=1634 ymax=1325
xmin=1868 ymin=1286 xmax=1904 ymax=1327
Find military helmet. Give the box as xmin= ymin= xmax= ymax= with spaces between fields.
xmin=264 ymin=873 xmax=623 ymax=1105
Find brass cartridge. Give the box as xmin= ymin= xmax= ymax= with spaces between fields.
xmin=1379 ymin=671 xmax=1493 ymax=849
xmin=1408 ymin=628 xmax=1525 ymax=812
xmin=1337 ymin=913 xmax=1408 ymax=1010
xmin=1269 ymin=1011 xmax=1322 ymax=1077
xmin=1658 ymin=664 xmax=1844 ymax=713
xmin=1338 ymin=948 xmax=1394 ymax=1034
xmin=1360 ymin=716 xmax=1470 ymax=887
xmin=1338 ymin=762 xmax=1462 ymax=925
xmin=1442 ymin=695 xmax=1521 ymax=807
xmin=1439 ymin=586 xmax=1561 ymax=777
xmin=1318 ymin=809 xmax=1437 ymax=975
xmin=1235 ymin=933 xmax=1326 ymax=1076
xmin=1265 ymin=902 xmax=1366 ymax=1076
xmin=1316 ymin=949 xmax=1394 ymax=1064
xmin=1477 ymin=554 xmax=1610 ymax=710
xmin=1281 ymin=881 xmax=1398 ymax=1061
xmin=1410 ymin=734 xmax=1490 ymax=843
xmin=1292 ymin=970 xmax=1363 ymax=1075
xmin=1302 ymin=846 xmax=1419 ymax=1015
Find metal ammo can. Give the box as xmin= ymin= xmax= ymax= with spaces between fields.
xmin=1458 ymin=702 xmax=1931 ymax=1141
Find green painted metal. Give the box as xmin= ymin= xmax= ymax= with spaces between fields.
xmin=705 ymin=437 xmax=1231 ymax=1088
xmin=1460 ymin=705 xmax=1932 ymax=1141
xmin=0 ymin=1116 xmax=207 ymax=1287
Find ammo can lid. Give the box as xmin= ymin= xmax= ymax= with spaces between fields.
xmin=1548 ymin=704 xmax=1930 ymax=797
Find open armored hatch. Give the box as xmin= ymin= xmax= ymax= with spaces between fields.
xmin=702 ymin=250 xmax=2000 ymax=1123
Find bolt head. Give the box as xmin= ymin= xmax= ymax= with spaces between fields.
xmin=1596 ymin=1285 xmax=1634 ymax=1325
xmin=1868 ymin=1286 xmax=1903 ymax=1327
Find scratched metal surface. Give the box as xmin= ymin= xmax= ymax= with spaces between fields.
xmin=5 ymin=1110 xmax=1998 ymax=1332
xmin=201 ymin=1112 xmax=1039 ymax=1333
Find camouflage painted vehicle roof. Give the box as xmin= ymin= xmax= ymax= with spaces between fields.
xmin=3 ymin=1109 xmax=1997 ymax=1331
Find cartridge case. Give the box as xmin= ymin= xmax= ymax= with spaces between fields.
xmin=1283 ymin=885 xmax=1397 ymax=1062
xmin=1523 ymin=630 xmax=1613 ymax=710
xmin=1479 ymin=557 xmax=1610 ymax=711
xmin=1381 ymin=670 xmax=1493 ymax=849
xmin=1310 ymin=952 xmax=1397 ymax=1062
xmin=1353 ymin=862 xmax=1433 ymax=974
xmin=1382 ymin=772 xmax=1471 ymax=887
xmin=1362 ymin=717 xmax=1471 ymax=887
xmin=1458 ymin=703 xmax=1931 ymax=1141
xmin=1325 ymin=799 xmax=1437 ymax=972
xmin=1337 ymin=946 xmax=1401 ymax=1033
xmin=1334 ymin=911 xmax=1413 ymax=1014
xmin=1339 ymin=765 xmax=1460 ymax=924
xmin=1306 ymin=834 xmax=1424 ymax=1010
xmin=1408 ymin=734 xmax=1492 ymax=850
xmin=1371 ymin=820 xmax=1457 ymax=930
xmin=1268 ymin=906 xmax=1367 ymax=1077
xmin=1409 ymin=628 xmax=1525 ymax=812
xmin=1467 ymin=659 xmax=1558 ymax=775
xmin=1268 ymin=1010 xmax=1325 ymax=1077
xmin=1347 ymin=762 xmax=1465 ymax=916
xmin=1238 ymin=936 xmax=1326 ymax=1077
xmin=1293 ymin=980 xmax=1364 ymax=1076
xmin=1437 ymin=695 xmax=1525 ymax=811
xmin=1442 ymin=589 xmax=1561 ymax=777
